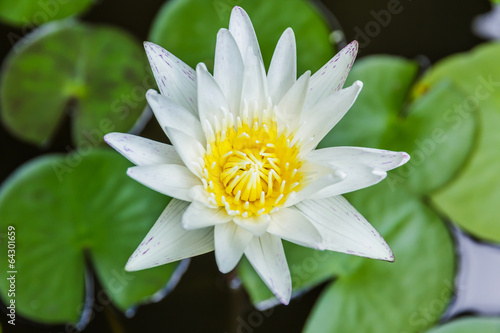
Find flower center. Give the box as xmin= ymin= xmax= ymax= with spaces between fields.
xmin=202 ymin=104 xmax=303 ymax=218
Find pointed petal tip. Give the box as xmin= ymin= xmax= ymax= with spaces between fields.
xmin=283 ymin=27 xmax=295 ymax=36
xmin=279 ymin=293 xmax=291 ymax=306
xmin=299 ymin=70 xmax=311 ymax=81
xmin=259 ymin=282 xmax=291 ymax=306
xmin=102 ymin=132 xmax=115 ymax=145
xmin=102 ymin=132 xmax=125 ymax=150
xmin=216 ymin=27 xmax=230 ymax=38
xmin=363 ymin=244 xmax=394 ymax=263
xmin=124 ymin=256 xmax=143 ymax=272
xmin=216 ymin=257 xmax=238 ymax=274
xmin=196 ymin=62 xmax=208 ymax=73
xmin=380 ymin=250 xmax=395 ymax=263
xmin=400 ymin=152 xmax=411 ymax=165
xmin=143 ymin=41 xmax=161 ymax=52
xmin=389 ymin=151 xmax=411 ymax=168
xmin=373 ymin=234 xmax=395 ymax=263
xmin=346 ymin=40 xmax=359 ymax=55
xmin=378 ymin=240 xmax=395 ymax=262
xmin=368 ymin=250 xmax=394 ymax=263
xmin=216 ymin=261 xmax=232 ymax=274
xmin=278 ymin=283 xmax=292 ymax=305
xmin=335 ymin=40 xmax=358 ymax=65
xmin=231 ymin=5 xmax=246 ymax=15
xmin=230 ymin=6 xmax=250 ymax=25
xmin=125 ymin=166 xmax=141 ymax=181
xmin=145 ymin=89 xmax=160 ymax=105
xmin=124 ymin=262 xmax=136 ymax=272
xmin=124 ymin=256 xmax=156 ymax=272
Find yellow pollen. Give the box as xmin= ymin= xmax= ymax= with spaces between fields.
xmin=202 ymin=106 xmax=304 ymax=218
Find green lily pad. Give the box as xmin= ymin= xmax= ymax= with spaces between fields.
xmin=303 ymin=183 xmax=455 ymax=333
xmin=0 ymin=0 xmax=95 ymax=27
xmin=427 ymin=318 xmax=500 ymax=333
xmin=0 ymin=20 xmax=149 ymax=147
xmin=149 ymin=0 xmax=334 ymax=74
xmin=418 ymin=42 xmax=500 ymax=243
xmin=0 ymin=150 xmax=177 ymax=324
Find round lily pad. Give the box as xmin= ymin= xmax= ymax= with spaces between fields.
xmin=0 ymin=20 xmax=150 ymax=147
xmin=0 ymin=0 xmax=95 ymax=27
xmin=0 ymin=149 xmax=177 ymax=324
xmin=427 ymin=317 xmax=500 ymax=333
xmin=418 ymin=42 xmax=500 ymax=243
xmin=149 ymin=0 xmax=334 ymax=74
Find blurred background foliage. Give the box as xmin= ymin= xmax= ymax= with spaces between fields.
xmin=0 ymin=0 xmax=95 ymax=27
xmin=0 ymin=0 xmax=499 ymax=332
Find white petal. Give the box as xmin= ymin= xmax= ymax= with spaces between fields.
xmin=267 ymin=28 xmax=297 ymax=105
xmin=297 ymin=81 xmax=363 ymax=153
xmin=182 ymin=202 xmax=232 ymax=230
xmin=214 ymin=29 xmax=244 ymax=117
xmin=307 ymin=147 xmax=410 ymax=171
xmin=189 ymin=185 xmax=214 ymax=207
xmin=268 ymin=207 xmax=322 ymax=249
xmin=144 ymin=42 xmax=198 ymax=116
xmin=127 ymin=164 xmax=201 ymax=201
xmin=214 ymin=222 xmax=253 ymax=273
xmin=303 ymin=40 xmax=358 ymax=111
xmin=228 ymin=6 xmax=262 ymax=62
xmin=125 ymin=199 xmax=214 ymax=271
xmin=104 ymin=133 xmax=183 ymax=166
xmin=165 ymin=127 xmax=206 ymax=178
xmin=276 ymin=71 xmax=310 ymax=132
xmin=196 ymin=63 xmax=230 ymax=126
xmin=315 ymin=165 xmax=386 ymax=200
xmin=233 ymin=214 xmax=270 ymax=236
xmin=241 ymin=47 xmax=268 ymax=112
xmin=307 ymin=147 xmax=410 ymax=198
xmin=146 ymin=89 xmax=205 ymax=144
xmin=283 ymin=161 xmax=346 ymax=207
xmin=296 ymin=196 xmax=394 ymax=261
xmin=244 ymin=234 xmax=291 ymax=305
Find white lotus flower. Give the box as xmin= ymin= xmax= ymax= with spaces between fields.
xmin=105 ymin=6 xmax=409 ymax=304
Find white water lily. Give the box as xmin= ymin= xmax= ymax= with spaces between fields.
xmin=105 ymin=7 xmax=409 ymax=304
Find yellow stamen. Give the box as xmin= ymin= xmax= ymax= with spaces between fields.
xmin=202 ymin=105 xmax=303 ymax=218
